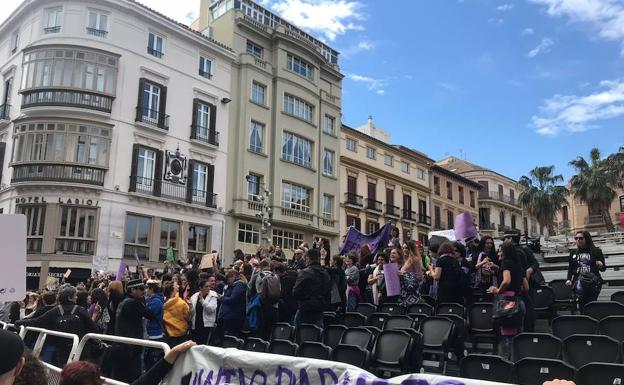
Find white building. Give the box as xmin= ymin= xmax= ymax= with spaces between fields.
xmin=0 ymin=0 xmax=236 ymax=289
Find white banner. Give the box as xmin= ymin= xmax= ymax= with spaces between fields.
xmin=92 ymin=255 xmax=109 ymax=272
xmin=0 ymin=215 xmax=26 ymax=302
xmin=161 ymin=346 xmax=509 ymax=385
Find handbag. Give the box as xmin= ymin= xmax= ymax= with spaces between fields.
xmin=492 ymin=294 xmax=522 ymax=320
xmin=579 ymin=271 xmax=601 ymax=292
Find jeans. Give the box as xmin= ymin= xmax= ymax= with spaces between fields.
xmin=498 ymin=336 xmax=513 ymax=360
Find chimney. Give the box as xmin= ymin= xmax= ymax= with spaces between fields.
xmin=368 ymin=115 xmax=373 ymax=125
xmin=198 ymin=0 xmax=210 ymax=31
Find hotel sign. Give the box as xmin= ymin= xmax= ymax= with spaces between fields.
xmin=15 ymin=197 xmax=99 ymax=206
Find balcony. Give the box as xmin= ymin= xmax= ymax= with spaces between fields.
xmin=124 ymin=244 xmax=149 ymax=261
xmin=130 ymin=176 xmax=217 ymax=208
xmin=86 ymin=27 xmax=108 ymax=37
xmin=135 ymin=106 xmax=169 ymax=130
xmin=498 ymin=224 xmax=512 ymax=232
xmin=281 ymin=207 xmax=314 ymax=221
xmin=191 ymin=124 xmax=219 ymax=147
xmin=479 ymin=222 xmax=496 ymax=230
xmin=584 ymin=215 xmax=603 ymax=225
xmin=345 ymin=193 xmax=363 ymax=208
xmin=11 ymin=164 xmax=105 ymax=186
xmin=199 ymin=69 xmax=212 ymax=79
xmin=418 ymin=214 xmax=432 ymax=226
xmin=384 ymin=204 xmax=400 ymax=218
xmin=55 ymin=238 xmax=95 ymax=255
xmin=147 ymin=47 xmax=163 ymax=58
xmin=0 ymin=104 xmax=9 ymax=120
xmin=480 ymin=191 xmax=520 ymax=208
xmin=21 ymin=89 xmax=114 ymax=113
xmin=402 ymin=209 xmax=418 ymax=222
xmin=321 ymin=217 xmax=336 ymax=227
xmin=44 ymin=26 xmax=61 ymax=34
xmin=365 ymin=198 xmax=382 ymax=213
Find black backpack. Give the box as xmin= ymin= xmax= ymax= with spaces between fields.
xmin=55 ymin=305 xmax=82 ymax=335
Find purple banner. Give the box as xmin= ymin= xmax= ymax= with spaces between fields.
xmin=384 ymin=262 xmax=401 ymax=296
xmin=116 ymin=261 xmax=127 ymax=281
xmin=339 ymin=221 xmax=393 ymax=255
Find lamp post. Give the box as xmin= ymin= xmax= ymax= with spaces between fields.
xmin=247 ymin=176 xmax=272 ymax=248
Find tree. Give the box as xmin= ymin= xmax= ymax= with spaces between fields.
xmin=569 ymin=148 xmax=620 ymax=232
xmin=518 ymin=166 xmax=569 ymax=235
xmin=606 ymin=146 xmax=624 ymax=189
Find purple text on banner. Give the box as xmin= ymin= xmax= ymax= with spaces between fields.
xmin=384 ymin=262 xmax=401 ymax=297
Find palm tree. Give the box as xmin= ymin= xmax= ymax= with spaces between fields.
xmin=606 ymin=146 xmax=624 ymax=189
xmin=569 ymin=148 xmax=620 ymax=232
xmin=518 ymin=166 xmax=569 ymax=235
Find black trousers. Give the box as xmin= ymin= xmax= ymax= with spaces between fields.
xmin=108 ymin=344 xmax=142 ymax=383
xmin=191 ymin=327 xmax=212 ymax=345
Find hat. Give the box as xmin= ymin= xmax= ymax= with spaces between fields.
xmin=127 ymin=279 xmax=145 ymax=290
xmin=0 ymin=329 xmax=24 ymax=375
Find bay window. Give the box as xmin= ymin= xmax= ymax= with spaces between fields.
xmin=283 ymin=94 xmax=313 ymax=122
xmin=282 ymin=182 xmax=311 ymax=212
xmin=282 ymin=132 xmax=312 ymax=167
xmin=56 ymin=206 xmax=97 ymax=255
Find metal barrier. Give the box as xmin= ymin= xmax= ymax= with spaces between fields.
xmin=0 ymin=320 xmax=25 ymax=335
xmin=21 ymin=327 xmax=80 ymax=365
xmin=42 ymin=361 xmax=127 ymax=385
xmin=72 ymin=332 xmax=170 ymax=362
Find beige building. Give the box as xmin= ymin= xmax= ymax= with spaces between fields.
xmin=340 ymin=119 xmax=432 ymax=245
xmin=193 ymin=0 xmax=343 ymax=259
xmin=556 ymin=188 xmax=624 ymax=234
xmin=430 ymin=165 xmax=481 ymax=231
xmin=437 ymin=156 xmax=542 ymax=238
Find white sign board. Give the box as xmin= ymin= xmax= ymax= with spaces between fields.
xmin=0 ymin=215 xmax=26 ymax=302
xmin=92 ymin=255 xmax=109 ymax=272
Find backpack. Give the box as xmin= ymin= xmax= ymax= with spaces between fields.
xmin=55 ymin=305 xmax=82 ymax=335
xmin=258 ymin=272 xmax=281 ymax=305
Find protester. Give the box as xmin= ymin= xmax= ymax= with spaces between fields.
xmin=13 ymin=352 xmax=47 ymax=385
xmin=163 ymin=282 xmax=190 ymax=347
xmin=566 ymin=230 xmax=607 ymax=308
xmin=105 ymin=281 xmax=124 ymax=335
xmin=368 ymin=252 xmax=389 ymax=306
xmin=292 ymin=248 xmax=331 ymax=327
xmin=275 ymin=262 xmax=298 ymax=323
xmin=0 ymin=330 xmax=25 ymax=385
xmin=474 ymin=235 xmax=500 ymax=293
xmin=189 ymin=276 xmax=219 ymax=344
xmin=87 ymin=288 xmax=109 ymax=333
xmin=217 ymin=270 xmax=247 ymax=337
xmin=144 ymin=280 xmax=165 ymax=369
xmin=247 ymin=259 xmax=280 ymax=340
xmin=399 ymin=241 xmax=424 ymax=307
xmin=453 ymin=241 xmax=474 ymax=303
xmin=327 ymin=255 xmax=347 ymax=315
xmin=344 ymin=253 xmax=360 ymax=311
xmin=426 ymin=242 xmax=463 ymax=305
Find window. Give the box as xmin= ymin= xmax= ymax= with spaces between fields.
xmin=198 ymin=56 xmax=213 ymax=78
xmin=191 ymin=162 xmax=210 ymax=202
xmin=136 ymin=147 xmax=156 ymax=191
xmin=247 ymin=174 xmax=261 ymax=201
xmin=272 ymin=229 xmax=304 ymax=250
xmin=458 ymin=186 xmax=465 ymax=204
xmin=17 ymin=205 xmax=45 ymax=253
xmin=447 ymin=210 xmax=454 ymax=229
xmin=147 ymin=32 xmax=164 ymax=58
xmin=401 ymin=161 xmax=409 ymax=174
xmin=446 ymin=181 xmax=453 ymax=200
xmin=249 ymin=121 xmax=264 ymax=153
xmin=323 ymin=115 xmax=335 ymax=135
xmin=511 ymin=215 xmax=517 ymax=230
xmin=10 ymin=31 xmax=19 ymax=53
xmin=346 ymin=138 xmax=357 ymax=152
xmin=282 ymin=132 xmax=312 ymax=167
xmin=246 ymin=40 xmax=263 ymax=58
xmin=238 ymin=222 xmax=260 ymax=244
xmin=287 ymin=54 xmax=313 ymax=79
xmin=251 ymin=82 xmax=265 ymax=105
xmin=620 ymin=195 xmax=624 ymax=212
xmin=192 ymin=100 xmax=216 ymax=144
xmin=367 ymin=221 xmax=380 ymax=234
xmin=384 ymin=154 xmax=393 ymax=167
xmin=44 ymin=7 xmax=62 ymax=33
xmin=282 ymin=182 xmax=310 ymax=212
xmin=366 ymin=147 xmax=376 ymax=160
xmin=322 ymin=194 xmax=333 ymax=219
xmin=434 ymin=206 xmax=441 ymax=228
xmin=416 ymin=168 xmax=425 ymax=180
xmin=470 ymin=191 xmax=476 ymax=208
xmin=159 ymin=220 xmax=178 ymax=261
xmin=124 ymin=214 xmax=151 ymax=260
xmin=510 ymin=189 xmax=515 ymax=204
xmin=21 ymin=47 xmax=118 ymax=94
xmin=434 ymin=176 xmax=440 ymax=195
xmin=56 ymin=206 xmax=97 ymax=255
xmin=346 ymin=215 xmax=361 ymax=230
xmin=12 ymin=122 xmax=110 ymax=167
xmin=499 ymin=211 xmax=506 ymax=227
xmin=87 ymin=10 xmax=108 ymax=37
xmin=142 ymin=80 xmax=161 ymax=124
xmin=323 ymin=149 xmax=334 ymax=176
xmin=283 ymin=94 xmax=313 ymax=122
xmin=187 ymin=224 xmax=209 ymax=260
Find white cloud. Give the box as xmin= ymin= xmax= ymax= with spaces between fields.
xmin=521 ymin=27 xmax=535 ymax=36
xmin=507 ymin=79 xmax=523 ymax=87
xmin=488 ymin=17 xmax=505 ymax=25
xmin=346 ymin=73 xmax=386 ymax=95
xmin=532 ymin=79 xmax=624 ymax=135
xmin=496 ymin=3 xmax=515 ymax=11
xmin=341 ymin=40 xmax=375 ymax=56
xmin=139 ymin=0 xmax=200 ymax=24
xmin=375 ymin=89 xmax=385 ymax=95
xmin=436 ymin=82 xmax=460 ymax=93
xmin=528 ymin=37 xmax=554 ymax=57
xmin=271 ymin=0 xmax=364 ymax=41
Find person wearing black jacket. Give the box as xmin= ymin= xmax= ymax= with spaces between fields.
xmin=292 ymin=248 xmax=330 ymax=327
xmin=275 ymin=263 xmax=298 ymax=323
xmin=327 ymin=255 xmax=347 ymax=316
xmin=566 ymin=230 xmax=606 ymax=308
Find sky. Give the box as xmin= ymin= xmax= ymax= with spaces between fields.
xmin=2 ymin=0 xmax=624 ymax=182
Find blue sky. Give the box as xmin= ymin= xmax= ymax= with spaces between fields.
xmin=3 ymin=0 xmax=624 ymax=181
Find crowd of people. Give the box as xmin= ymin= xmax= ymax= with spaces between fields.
xmin=0 ymin=227 xmax=605 ymax=384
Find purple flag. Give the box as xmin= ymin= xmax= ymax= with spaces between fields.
xmin=116 ymin=261 xmax=127 ymax=281
xmin=454 ymin=212 xmax=478 ymax=242
xmin=384 ymin=262 xmax=401 ymax=297
xmin=339 ymin=221 xmax=393 ymax=255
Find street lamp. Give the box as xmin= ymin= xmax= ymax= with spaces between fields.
xmin=247 ymin=175 xmax=272 ymax=247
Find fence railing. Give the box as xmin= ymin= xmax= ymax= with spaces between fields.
xmin=21 ymin=326 xmax=79 ymax=364
xmin=21 ymin=89 xmax=113 ymax=113
xmin=11 ymin=163 xmax=106 ymax=186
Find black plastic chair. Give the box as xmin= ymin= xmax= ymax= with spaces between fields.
xmin=563 ymin=334 xmax=620 ymax=369
xmin=383 ymin=315 xmax=414 ymax=331
xmin=378 ymin=303 xmax=404 ymax=315
xmin=297 ymin=341 xmax=331 ymax=360
xmin=296 ymin=323 xmax=322 ymax=344
xmin=551 ymin=315 xmax=599 ymax=340
xmin=367 ymin=312 xmax=390 ymax=329
xmin=406 ymin=303 xmax=434 ymax=316
xmin=514 ymin=358 xmax=576 ymax=385
xmin=222 ymin=335 xmax=244 ymax=349
xmin=533 ymin=285 xmax=556 ymax=323
xmin=270 ymin=323 xmax=294 ymax=341
xmin=407 ymin=313 xmax=428 ymax=330
xmin=599 ymin=315 xmax=624 ymax=342
xmin=322 ymin=324 xmax=347 ymax=349
xmin=269 ymin=339 xmax=298 ymax=356
xmin=459 ymin=354 xmax=513 ymax=383
xmin=371 ymin=330 xmax=413 ymax=377
xmin=437 ymin=302 xmax=465 ymax=317
xmin=355 ymin=303 xmax=377 ymax=318
xmin=583 ymin=301 xmax=624 ymax=321
xmin=243 ymin=337 xmax=269 ymax=352
xmin=549 ymin=279 xmax=576 ymax=314
xmin=467 ymin=302 xmax=496 ymax=351
xmin=419 ymin=316 xmax=454 ymax=374
xmin=323 ymin=311 xmax=338 ymax=326
xmin=340 ymin=327 xmax=374 ymax=350
xmin=343 ymin=312 xmax=367 ymax=327
xmin=419 ymin=295 xmax=436 ymax=307
xmin=512 ymin=333 xmax=562 ymax=362
xmin=331 ymin=344 xmax=369 ymax=369
xmin=577 ymin=362 xmax=624 ymax=385
xmin=611 ymin=291 xmax=624 ymax=306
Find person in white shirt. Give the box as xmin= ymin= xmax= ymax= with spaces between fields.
xmin=189 ymin=275 xmax=219 ymax=345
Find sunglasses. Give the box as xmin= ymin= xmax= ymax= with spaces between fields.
xmin=574 ymin=236 xmax=584 ymax=240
